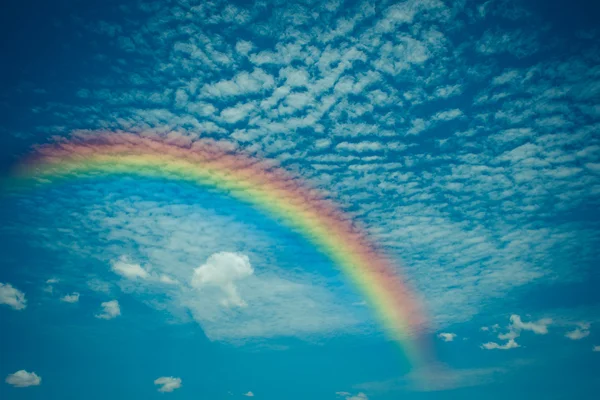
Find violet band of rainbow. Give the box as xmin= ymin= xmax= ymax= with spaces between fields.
xmin=8 ymin=132 xmax=431 ymax=368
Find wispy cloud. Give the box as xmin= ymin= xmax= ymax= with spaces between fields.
xmin=154 ymin=376 xmax=182 ymax=393
xmin=565 ymin=323 xmax=591 ymax=340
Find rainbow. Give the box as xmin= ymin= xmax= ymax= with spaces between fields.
xmin=7 ymin=132 xmax=430 ymax=368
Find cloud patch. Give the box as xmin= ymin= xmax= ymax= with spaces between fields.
xmin=481 ymin=339 xmax=520 ymax=350
xmin=60 ymin=292 xmax=80 ymax=303
xmin=565 ymin=323 xmax=591 ymax=340
xmin=191 ymin=252 xmax=253 ymax=308
xmin=0 ymin=282 xmax=27 ymax=310
xmin=154 ymin=376 xmax=182 ymax=393
xmin=5 ymin=370 xmax=41 ymax=387
xmin=95 ymin=300 xmax=121 ymax=320
xmin=438 ymin=332 xmax=457 ymax=342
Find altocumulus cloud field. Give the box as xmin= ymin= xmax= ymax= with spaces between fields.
xmin=0 ymin=0 xmax=600 ymax=399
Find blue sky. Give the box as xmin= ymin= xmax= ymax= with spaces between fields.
xmin=1 ymin=0 xmax=600 ymax=399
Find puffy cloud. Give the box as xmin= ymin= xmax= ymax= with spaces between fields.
xmin=438 ymin=332 xmax=457 ymax=342
xmin=243 ymin=391 xmax=254 ymax=397
xmin=483 ymin=314 xmax=550 ymax=349
xmin=5 ymin=370 xmax=41 ymax=387
xmin=0 ymin=282 xmax=27 ymax=310
xmin=111 ymin=258 xmax=150 ymax=280
xmin=496 ymin=314 xmax=552 ymax=341
xmin=481 ymin=339 xmax=520 ymax=350
xmin=154 ymin=376 xmax=182 ymax=393
xmin=508 ymin=315 xmax=552 ymax=335
xmin=60 ymin=292 xmax=80 ymax=303
xmin=593 ymin=346 xmax=600 ymax=352
xmin=95 ymin=300 xmax=121 ymax=320
xmin=191 ymin=252 xmax=253 ymax=308
xmin=110 ymin=257 xmax=177 ymax=286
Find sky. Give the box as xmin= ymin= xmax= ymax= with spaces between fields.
xmin=0 ymin=0 xmax=600 ymax=399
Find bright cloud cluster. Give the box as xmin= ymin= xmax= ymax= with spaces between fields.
xmin=482 ymin=314 xmax=551 ymax=350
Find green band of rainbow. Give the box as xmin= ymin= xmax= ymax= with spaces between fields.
xmin=7 ymin=132 xmax=430 ymax=368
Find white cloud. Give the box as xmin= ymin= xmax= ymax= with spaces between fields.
xmin=438 ymin=332 xmax=457 ymax=342
xmin=336 ymin=141 xmax=384 ymax=152
xmin=565 ymin=323 xmax=590 ymax=340
xmin=0 ymin=282 xmax=27 ymax=310
xmin=243 ymin=391 xmax=254 ymax=397
xmin=433 ymin=108 xmax=463 ymax=121
xmin=60 ymin=292 xmax=80 ymax=303
xmin=111 ymin=258 xmax=149 ymax=279
xmin=220 ymin=102 xmax=255 ymax=124
xmin=482 ymin=315 xmax=551 ymax=349
xmin=154 ymin=376 xmax=182 ymax=393
xmin=509 ymin=314 xmax=552 ymax=335
xmin=593 ymin=346 xmax=600 ymax=352
xmin=407 ymin=118 xmax=430 ymax=135
xmin=111 ymin=257 xmax=178 ymax=286
xmin=481 ymin=339 xmax=520 ymax=350
xmin=202 ymin=69 xmax=274 ymax=98
xmin=336 ymin=392 xmax=368 ymax=400
xmin=5 ymin=370 xmax=41 ymax=387
xmin=95 ymin=300 xmax=121 ymax=320
xmin=191 ymin=252 xmax=253 ymax=308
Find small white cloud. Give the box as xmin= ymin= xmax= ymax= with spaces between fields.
xmin=337 ymin=393 xmax=368 ymax=400
xmin=593 ymin=346 xmax=600 ymax=352
xmin=481 ymin=339 xmax=520 ymax=350
xmin=154 ymin=376 xmax=182 ymax=393
xmin=480 ymin=326 xmax=489 ymax=331
xmin=438 ymin=332 xmax=457 ymax=342
xmin=565 ymin=323 xmax=590 ymax=340
xmin=0 ymin=282 xmax=27 ymax=310
xmin=5 ymin=370 xmax=41 ymax=387
xmin=496 ymin=314 xmax=552 ymax=341
xmin=243 ymin=391 xmax=254 ymax=397
xmin=46 ymin=278 xmax=59 ymax=284
xmin=509 ymin=315 xmax=551 ymax=334
xmin=111 ymin=258 xmax=149 ymax=280
xmin=191 ymin=252 xmax=254 ymax=308
xmin=60 ymin=292 xmax=80 ymax=303
xmin=95 ymin=300 xmax=121 ymax=320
